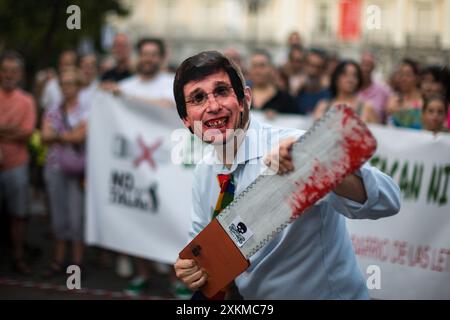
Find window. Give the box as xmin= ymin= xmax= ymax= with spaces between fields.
xmin=414 ymin=1 xmax=433 ymax=35
xmin=317 ymin=2 xmax=330 ymax=34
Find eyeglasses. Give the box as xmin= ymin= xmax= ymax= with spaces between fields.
xmin=185 ymin=84 xmax=235 ymax=107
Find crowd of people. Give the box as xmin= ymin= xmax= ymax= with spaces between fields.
xmin=0 ymin=31 xmax=449 ymax=298
xmin=244 ymin=40 xmax=449 ymax=132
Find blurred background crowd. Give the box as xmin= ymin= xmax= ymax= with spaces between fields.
xmin=1 ymin=0 xmax=449 ymax=299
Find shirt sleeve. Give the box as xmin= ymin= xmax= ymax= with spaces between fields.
xmin=327 ymin=163 xmax=401 ymax=220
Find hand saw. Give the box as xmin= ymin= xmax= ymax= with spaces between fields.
xmin=179 ymin=104 xmax=377 ymax=298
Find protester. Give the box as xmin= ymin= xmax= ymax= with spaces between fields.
xmin=421 ymin=65 xmax=446 ymax=100
xmin=358 ymin=52 xmax=391 ymax=123
xmin=421 ymin=94 xmax=448 ymax=133
xmin=314 ymin=60 xmax=378 ymax=123
xmin=287 ymin=31 xmax=302 ymax=48
xmin=0 ymin=51 xmax=37 ymax=275
xmin=281 ymin=45 xmax=305 ymax=96
xmin=386 ymin=59 xmax=424 ymax=129
xmin=38 ymin=50 xmax=77 ymax=110
xmin=41 ymin=68 xmax=87 ymax=277
xmin=248 ymin=49 xmax=296 ymax=116
xmin=102 ymin=38 xmax=174 ymax=109
xmin=421 ymin=66 xmax=450 ymax=130
xmin=101 ymin=33 xmax=133 ymax=82
xmin=295 ymin=48 xmax=331 ymax=115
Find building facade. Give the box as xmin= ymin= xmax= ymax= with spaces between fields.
xmin=107 ymin=0 xmax=450 ymax=73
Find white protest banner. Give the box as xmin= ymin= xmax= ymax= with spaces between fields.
xmin=250 ymin=111 xmax=314 ymax=131
xmin=347 ymin=125 xmax=450 ymax=299
xmin=85 ymin=92 xmax=193 ymax=264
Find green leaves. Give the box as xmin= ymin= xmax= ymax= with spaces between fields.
xmin=0 ymin=0 xmax=129 ymax=87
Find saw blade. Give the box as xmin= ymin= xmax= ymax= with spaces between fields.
xmin=217 ymin=104 xmax=377 ymax=258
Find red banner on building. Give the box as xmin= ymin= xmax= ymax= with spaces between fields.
xmin=338 ymin=0 xmax=362 ymax=41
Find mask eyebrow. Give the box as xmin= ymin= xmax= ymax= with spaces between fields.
xmin=186 ymin=80 xmax=231 ymax=99
xmin=214 ymin=80 xmax=230 ymax=87
xmin=186 ymin=87 xmax=205 ymax=99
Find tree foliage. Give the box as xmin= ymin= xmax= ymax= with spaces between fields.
xmin=0 ymin=0 xmax=129 ymax=86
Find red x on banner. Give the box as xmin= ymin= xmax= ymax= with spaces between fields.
xmin=133 ymin=136 xmax=163 ymax=170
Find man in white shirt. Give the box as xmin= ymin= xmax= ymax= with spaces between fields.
xmin=173 ymin=51 xmax=401 ymax=299
xmin=103 ymin=38 xmax=174 ymax=109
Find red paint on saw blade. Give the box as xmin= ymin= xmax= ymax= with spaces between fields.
xmin=288 ymin=161 xmax=337 ymax=219
xmin=341 ymin=106 xmax=377 ymax=173
xmin=288 ymin=106 xmax=376 ymax=219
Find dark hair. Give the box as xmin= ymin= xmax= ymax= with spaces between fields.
xmin=330 ymin=60 xmax=363 ymax=98
xmin=422 ymin=65 xmax=450 ymax=100
xmin=0 ymin=50 xmax=25 ymax=70
xmin=136 ymin=38 xmax=166 ymax=57
xmin=251 ymin=48 xmax=272 ymax=64
xmin=173 ymin=51 xmax=246 ymax=120
xmin=307 ymin=47 xmax=328 ymax=63
xmin=401 ymin=58 xmax=420 ymax=76
xmin=421 ymin=65 xmax=441 ymax=81
xmin=423 ymin=94 xmax=448 ymax=113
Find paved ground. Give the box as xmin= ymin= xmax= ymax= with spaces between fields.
xmin=0 ymin=206 xmax=177 ymax=300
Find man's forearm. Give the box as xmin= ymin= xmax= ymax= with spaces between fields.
xmin=333 ymin=173 xmax=367 ymax=204
xmin=0 ymin=124 xmax=18 ymax=135
xmin=0 ymin=130 xmax=32 ymax=143
xmin=0 ymin=122 xmax=35 ymax=142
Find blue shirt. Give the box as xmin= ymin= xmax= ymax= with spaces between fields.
xmin=296 ymin=88 xmax=331 ymax=115
xmin=189 ymin=117 xmax=401 ymax=299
